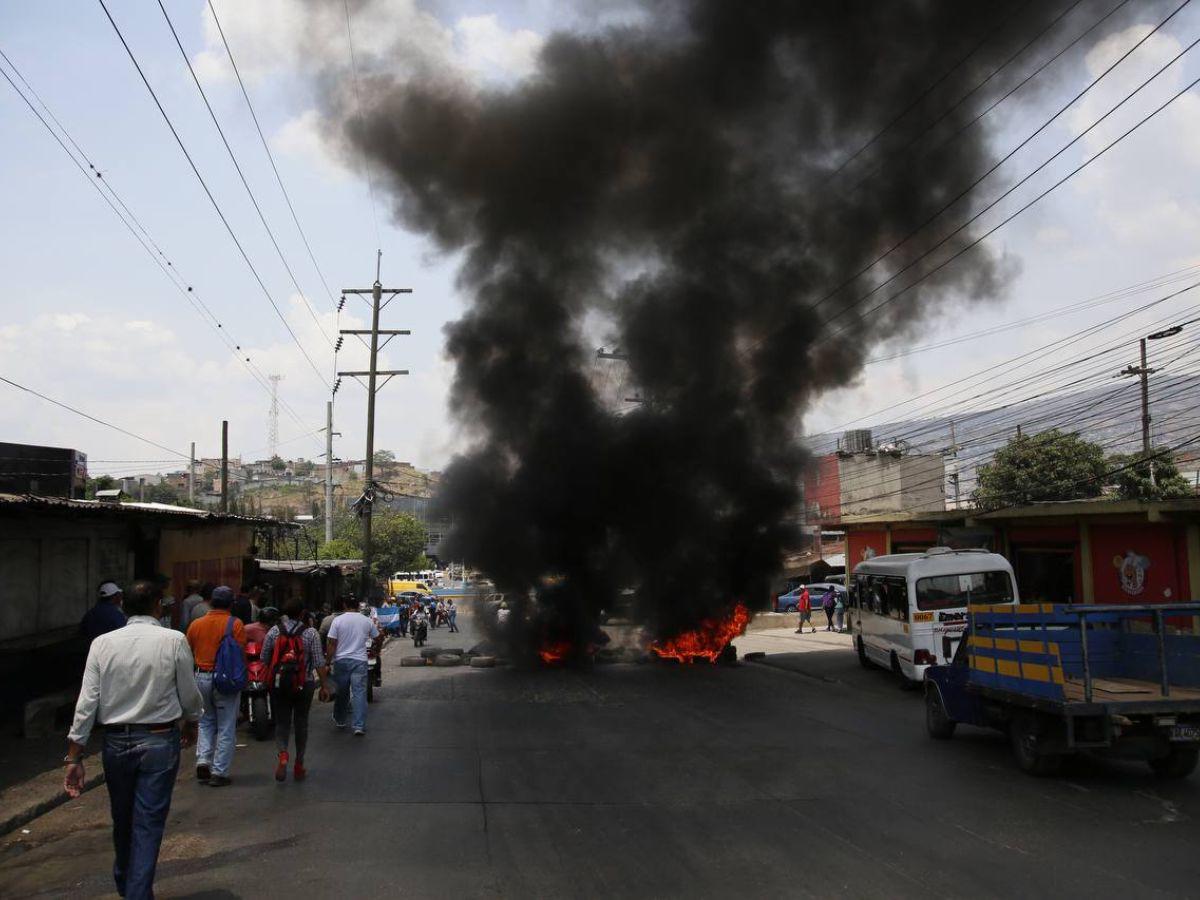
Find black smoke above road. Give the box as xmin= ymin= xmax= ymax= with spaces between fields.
xmin=334 ymin=0 xmax=1039 ymax=653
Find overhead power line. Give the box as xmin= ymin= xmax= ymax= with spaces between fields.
xmin=156 ymin=0 xmax=333 ymax=347
xmin=342 ymin=0 xmax=382 ymax=252
xmin=96 ymin=0 xmax=331 ymax=388
xmin=205 ymin=0 xmax=340 ymax=313
xmin=0 ymin=375 xmax=188 ymax=459
xmin=0 ymin=47 xmax=320 ymax=443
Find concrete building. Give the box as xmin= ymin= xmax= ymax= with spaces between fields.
xmin=804 ymin=430 xmax=945 ymax=524
xmin=837 ymin=499 xmax=1200 ymax=614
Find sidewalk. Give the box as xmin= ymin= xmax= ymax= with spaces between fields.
xmin=0 ymin=728 xmax=104 ymax=837
xmin=733 ymin=626 xmax=855 ymax=682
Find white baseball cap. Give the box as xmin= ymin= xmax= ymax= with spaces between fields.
xmin=98 ymin=582 xmax=122 ymax=598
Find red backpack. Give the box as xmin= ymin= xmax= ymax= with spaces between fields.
xmin=269 ymin=621 xmax=308 ymax=695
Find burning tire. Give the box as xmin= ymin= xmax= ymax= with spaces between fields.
xmin=400 ymin=656 xmax=426 ymax=667
xmin=469 ymin=656 xmax=495 ymax=668
xmin=419 ymin=647 xmax=444 ymax=660
xmin=435 ymin=654 xmax=463 ymax=667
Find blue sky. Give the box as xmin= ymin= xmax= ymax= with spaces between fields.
xmin=3 ymin=1 xmax=1200 ymax=481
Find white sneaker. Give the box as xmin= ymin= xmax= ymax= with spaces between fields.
xmin=353 ymin=728 xmax=365 ymax=737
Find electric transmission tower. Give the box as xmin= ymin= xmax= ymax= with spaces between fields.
xmin=267 ymin=374 xmax=284 ymax=458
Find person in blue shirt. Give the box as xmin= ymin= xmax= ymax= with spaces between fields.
xmin=81 ymin=581 xmax=127 ymax=642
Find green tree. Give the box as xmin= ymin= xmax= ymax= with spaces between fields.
xmin=974 ymin=429 xmax=1107 ymax=509
xmin=322 ymin=509 xmax=426 ymax=575
xmin=293 ymin=459 xmax=314 ymax=477
xmin=373 ymin=450 xmax=396 ymax=467
xmin=270 ymin=455 xmax=287 ymax=471
xmin=85 ymin=475 xmax=116 ymax=499
xmin=318 ymin=537 xmax=360 ymax=560
xmin=1107 ymin=447 xmax=1194 ymax=501
xmin=143 ymin=482 xmax=184 ymax=505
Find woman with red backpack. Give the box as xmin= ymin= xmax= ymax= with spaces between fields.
xmin=259 ymin=599 xmax=332 ymax=782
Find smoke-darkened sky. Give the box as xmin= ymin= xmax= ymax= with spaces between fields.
xmin=323 ymin=0 xmax=1081 ymax=641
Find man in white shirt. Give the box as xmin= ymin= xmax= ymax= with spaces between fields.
xmin=326 ymin=595 xmax=380 ymax=736
xmin=64 ymin=580 xmax=203 ymax=900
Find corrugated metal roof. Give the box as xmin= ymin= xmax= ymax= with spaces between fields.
xmin=0 ymin=493 xmax=297 ymax=527
xmin=256 ymin=558 xmax=363 ymax=574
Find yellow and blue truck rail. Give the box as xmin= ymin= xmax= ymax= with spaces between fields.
xmin=925 ymin=602 xmax=1200 ymax=777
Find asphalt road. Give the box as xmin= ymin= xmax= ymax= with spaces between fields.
xmin=2 ymin=613 xmax=1199 ymax=899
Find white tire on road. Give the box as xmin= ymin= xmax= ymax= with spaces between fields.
xmin=400 ymin=656 xmax=427 ymax=667
xmin=435 ymin=654 xmax=463 ymax=667
xmin=469 ymin=656 xmax=496 ymax=668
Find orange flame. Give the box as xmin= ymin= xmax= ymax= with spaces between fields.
xmin=650 ymin=603 xmax=751 ymax=663
xmin=538 ymin=640 xmax=573 ymax=665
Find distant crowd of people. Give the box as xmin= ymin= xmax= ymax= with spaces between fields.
xmin=66 ymin=578 xmax=381 ymax=899
xmin=377 ymin=595 xmax=459 ymax=636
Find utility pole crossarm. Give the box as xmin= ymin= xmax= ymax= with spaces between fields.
xmin=341 ymin=262 xmax=413 ymax=599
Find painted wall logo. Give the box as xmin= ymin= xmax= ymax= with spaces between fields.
xmin=1113 ymin=550 xmax=1150 ymax=597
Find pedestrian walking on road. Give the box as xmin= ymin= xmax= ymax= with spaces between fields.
xmin=186 ymin=585 xmax=246 ymax=786
xmin=794 ymin=587 xmax=813 ymax=634
xmin=822 ymin=589 xmax=837 ymax=631
xmin=261 ymin=599 xmax=331 ymax=782
xmin=64 ymin=580 xmax=203 ymax=900
xmin=327 ymin=594 xmax=380 ymax=736
xmin=834 ymin=590 xmax=846 ymax=633
xmin=180 ymin=579 xmax=204 ymax=631
xmin=81 ymin=581 xmax=126 ymax=642
xmin=447 ymin=599 xmax=459 ymax=633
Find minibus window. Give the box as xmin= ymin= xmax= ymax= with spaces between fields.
xmin=916 ymin=571 xmax=1013 ymax=611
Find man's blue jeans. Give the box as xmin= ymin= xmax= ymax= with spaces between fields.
xmin=333 ymin=658 xmax=368 ymax=731
xmin=102 ymin=726 xmax=180 ymax=899
xmin=195 ymin=672 xmax=239 ymax=776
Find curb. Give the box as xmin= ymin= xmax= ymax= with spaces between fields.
xmin=0 ymin=769 xmax=106 ymax=838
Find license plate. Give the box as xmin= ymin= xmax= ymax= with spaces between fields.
xmin=1170 ymin=724 xmax=1200 ymax=742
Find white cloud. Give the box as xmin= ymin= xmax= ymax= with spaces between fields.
xmin=454 ymin=15 xmax=543 ymax=82
xmin=272 ymin=109 xmax=351 ymax=181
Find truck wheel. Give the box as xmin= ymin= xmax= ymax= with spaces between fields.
xmin=856 ymin=636 xmax=872 ymax=669
xmin=251 ymin=696 xmax=270 ymax=741
xmin=1149 ymin=746 xmax=1199 ymax=779
xmin=925 ymin=685 xmax=956 ymax=739
xmin=1009 ymin=714 xmax=1061 ymax=776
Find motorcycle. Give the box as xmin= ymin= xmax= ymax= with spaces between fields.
xmin=412 ymin=617 xmax=429 ymax=648
xmin=243 ymin=639 xmax=274 ymax=741
xmin=367 ymin=639 xmax=382 ymax=703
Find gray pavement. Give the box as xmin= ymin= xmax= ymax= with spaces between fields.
xmin=2 ymin=615 xmax=1199 ymax=898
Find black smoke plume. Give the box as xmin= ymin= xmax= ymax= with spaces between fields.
xmin=334 ymin=0 xmax=1049 ymax=656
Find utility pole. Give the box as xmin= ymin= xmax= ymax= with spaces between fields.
xmin=188 ymin=441 xmax=196 ymax=504
xmin=340 ymin=251 xmax=412 ymax=599
xmin=1120 ymin=338 xmax=1158 ymax=487
xmin=945 ymin=420 xmax=960 ymax=510
xmin=138 ymin=477 xmax=145 ymax=502
xmin=221 ymin=420 xmax=229 ymax=513
xmin=324 ymin=400 xmax=333 ymax=542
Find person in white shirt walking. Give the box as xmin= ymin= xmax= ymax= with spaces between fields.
xmin=64 ymin=580 xmax=203 ymax=900
xmin=326 ymin=595 xmax=380 ymax=736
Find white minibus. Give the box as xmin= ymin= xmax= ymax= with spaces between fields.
xmin=849 ymin=547 xmax=1018 ymax=685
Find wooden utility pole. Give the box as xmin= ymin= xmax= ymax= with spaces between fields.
xmin=340 ymin=252 xmax=411 ymax=599
xmin=188 ymin=441 xmax=196 ymax=504
xmin=221 ymin=420 xmax=229 ymax=512
xmin=325 ymin=400 xmax=336 ymax=543
xmin=1120 ymin=338 xmax=1158 ymax=487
